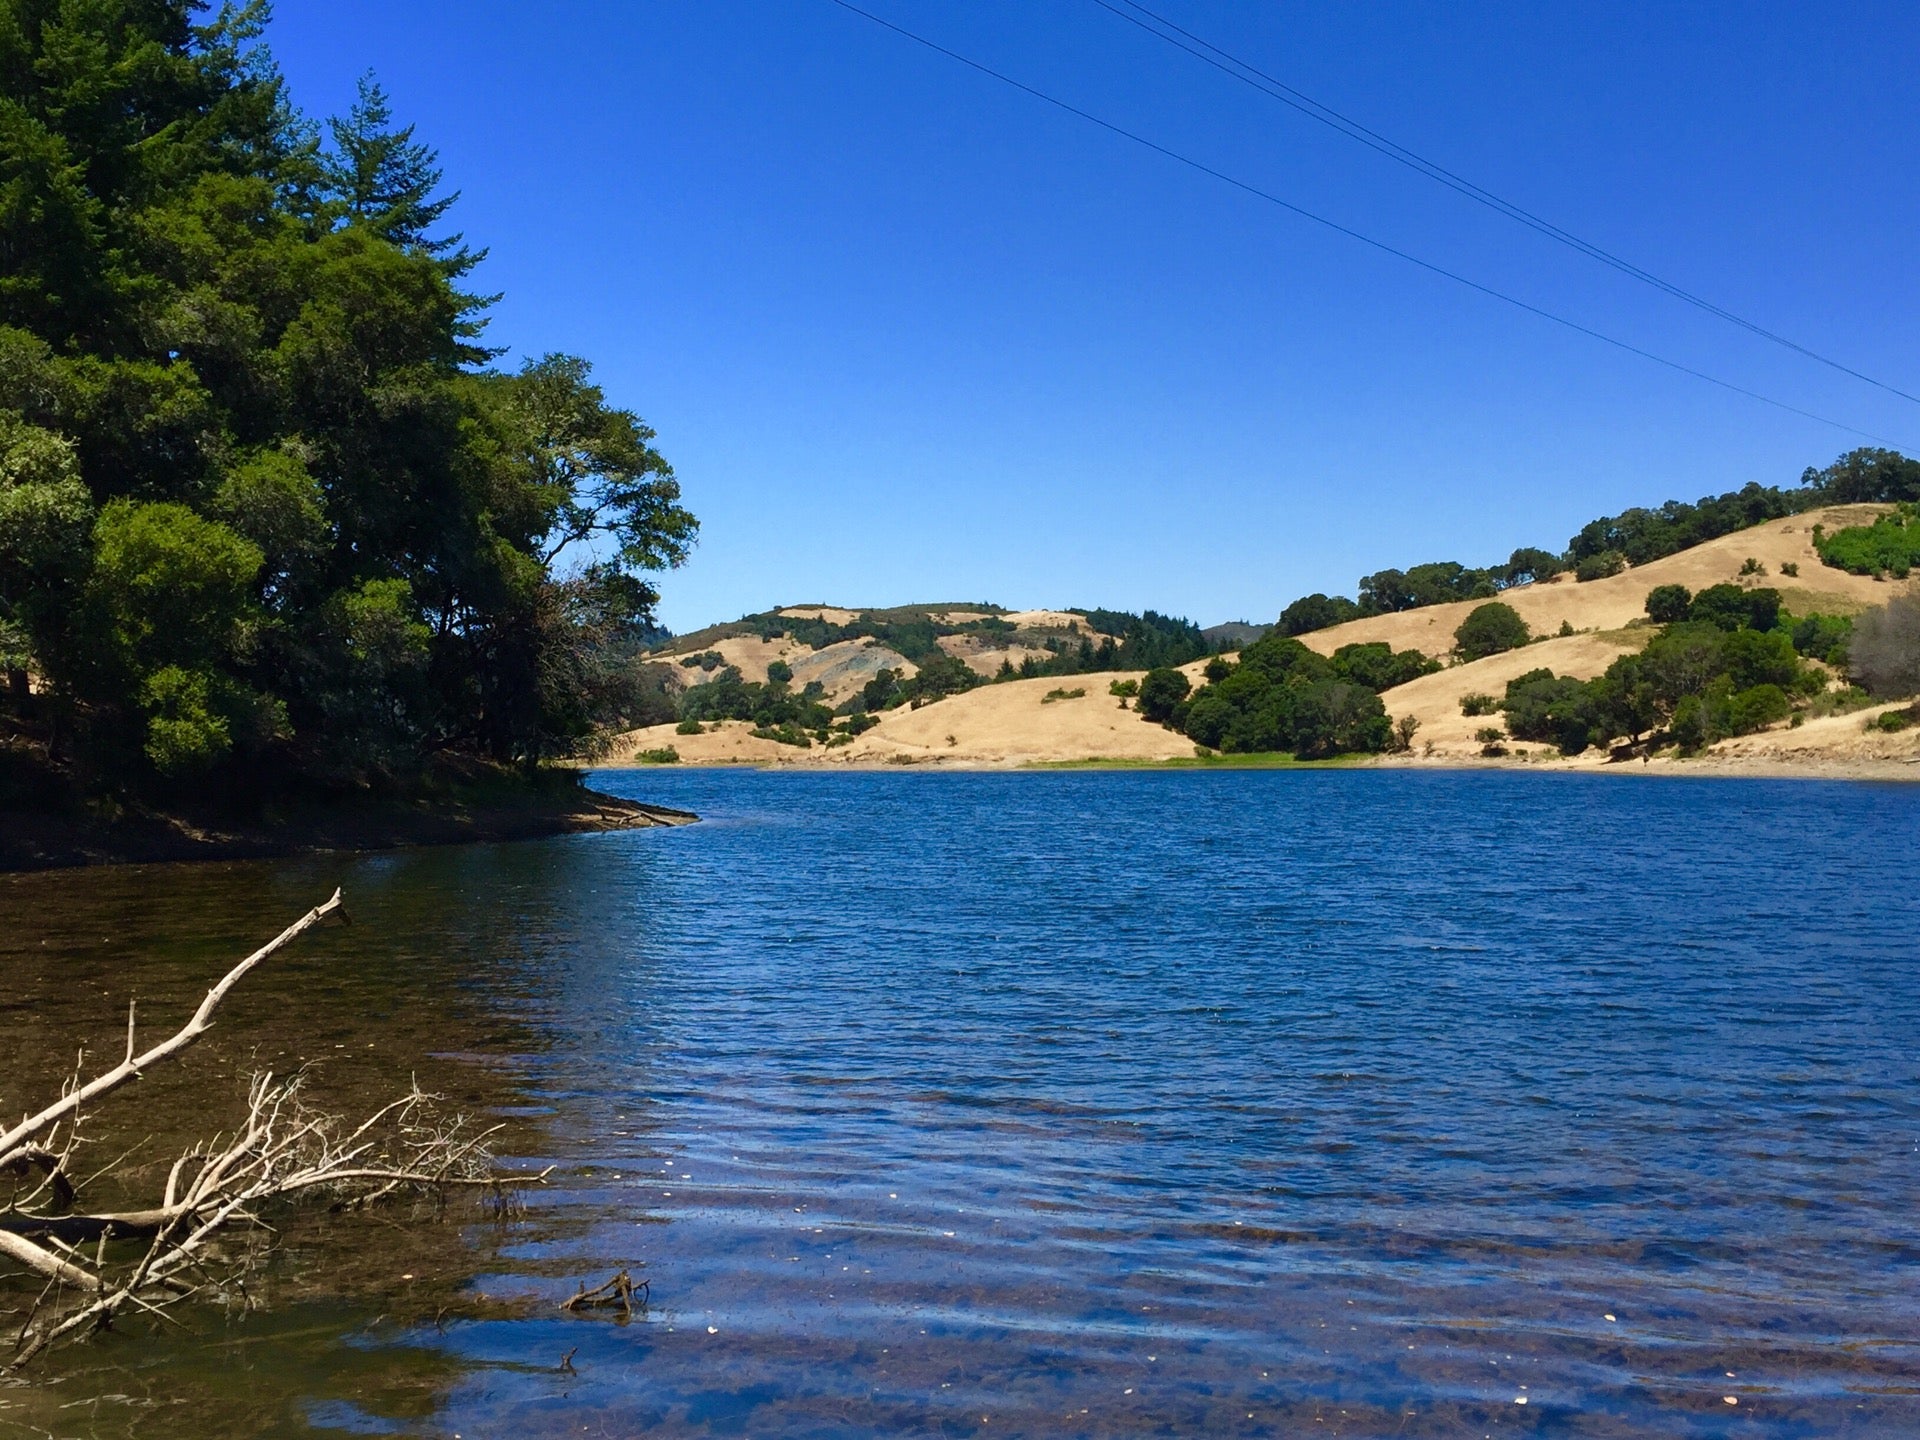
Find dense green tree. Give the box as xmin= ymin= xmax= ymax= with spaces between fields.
xmin=1801 ymin=448 xmax=1920 ymax=504
xmin=1644 ymin=584 xmax=1692 ymax=624
xmin=1688 ymin=584 xmax=1780 ymax=632
xmin=1500 ymin=668 xmax=1591 ymax=753
xmin=1453 ymin=602 xmax=1530 ymax=660
xmin=1328 ymin=641 xmax=1439 ymax=691
xmin=1136 ymin=666 xmax=1191 ymax=723
xmin=0 ymin=3 xmax=696 ymax=798
xmin=1276 ymin=592 xmax=1362 ymax=635
xmin=1499 ymin=547 xmax=1566 ymax=586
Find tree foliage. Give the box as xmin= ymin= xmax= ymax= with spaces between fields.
xmin=1814 ymin=505 xmax=1920 ymax=579
xmin=1173 ymin=633 xmax=1390 ymax=758
xmin=1453 ymin=602 xmax=1530 ymax=661
xmin=0 ymin=4 xmax=695 ymax=799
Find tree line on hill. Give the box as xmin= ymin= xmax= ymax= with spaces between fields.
xmin=0 ymin=5 xmax=695 ymax=811
xmin=1273 ymin=449 xmax=1920 ymax=636
xmin=1458 ymin=581 xmax=1919 ymax=756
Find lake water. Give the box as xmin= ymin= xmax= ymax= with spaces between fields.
xmin=2 ymin=770 xmax=1917 ymax=1437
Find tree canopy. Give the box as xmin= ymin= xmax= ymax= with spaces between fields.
xmin=0 ymin=2 xmax=694 ymax=802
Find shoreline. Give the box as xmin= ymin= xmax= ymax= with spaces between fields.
xmin=590 ymin=752 xmax=1920 ymax=782
xmin=0 ymin=785 xmax=697 ymax=875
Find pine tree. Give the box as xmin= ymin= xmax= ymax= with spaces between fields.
xmin=324 ymin=72 xmax=477 ymax=276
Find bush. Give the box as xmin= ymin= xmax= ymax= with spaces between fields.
xmin=1042 ymin=687 xmax=1086 ymax=703
xmin=1871 ymin=708 xmax=1914 ymax=733
xmin=1814 ymin=505 xmax=1920 ymax=577
xmin=1453 ymin=602 xmax=1530 ymax=661
xmin=633 ymin=745 xmax=680 ymax=763
xmin=750 ymin=723 xmax=812 ymax=748
xmin=1849 ymin=595 xmax=1920 ymax=698
xmin=1688 ymin=583 xmax=1780 ymax=632
xmin=1780 ymin=561 xmax=1799 ymax=577
xmin=1473 ymin=725 xmax=1507 ymax=744
xmin=1137 ymin=667 xmax=1192 ymax=723
xmin=675 ymin=717 xmax=703 ymax=735
xmin=1460 ymin=693 xmax=1498 ymax=716
xmin=1644 ymin=584 xmax=1693 ymax=623
xmin=1108 ymin=678 xmax=1138 ymax=697
xmin=1202 ymin=656 xmax=1233 ymax=684
xmin=1739 ymin=557 xmax=1766 ymax=576
xmin=766 ymin=659 xmax=793 ymax=685
xmin=1575 ymin=550 xmax=1627 ymax=581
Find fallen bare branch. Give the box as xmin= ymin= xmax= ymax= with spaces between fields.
xmin=0 ymin=891 xmax=546 ymax=1369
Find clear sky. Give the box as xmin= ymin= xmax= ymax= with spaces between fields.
xmin=265 ymin=1 xmax=1920 ymax=633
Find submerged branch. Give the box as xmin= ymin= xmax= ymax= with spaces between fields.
xmin=0 ymin=891 xmax=541 ymax=1368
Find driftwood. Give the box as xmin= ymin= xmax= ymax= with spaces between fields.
xmin=561 ymin=1266 xmax=645 ymax=1316
xmin=0 ymin=889 xmax=547 ymax=1368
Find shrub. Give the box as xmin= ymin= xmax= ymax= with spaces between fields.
xmin=633 ymin=746 xmax=680 ymax=763
xmin=1042 ymin=687 xmax=1086 ymax=703
xmin=1474 ymin=725 xmax=1507 ymax=744
xmin=1871 ymin=708 xmax=1914 ymax=733
xmin=1137 ymin=667 xmax=1192 ymax=723
xmin=766 ymin=659 xmax=793 ymax=685
xmin=1814 ymin=505 xmax=1920 ymax=577
xmin=675 ymin=717 xmax=703 ymax=735
xmin=1453 ymin=602 xmax=1530 ymax=660
xmin=1460 ymin=693 xmax=1498 ymax=716
xmin=1390 ymin=714 xmax=1420 ymax=751
xmin=1575 ymin=550 xmax=1627 ymax=582
xmin=1202 ymin=656 xmax=1233 ymax=684
xmin=837 ymin=711 xmax=880 ymax=736
xmin=1108 ymin=678 xmax=1139 ymax=697
xmin=750 ymin=723 xmax=812 ymax=748
xmin=1557 ymin=620 xmax=1574 ymax=637
xmin=1644 ymin=583 xmax=1693 ymax=623
xmin=1781 ymin=561 xmax=1799 ymax=577
xmin=1739 ymin=557 xmax=1766 ymax=576
xmin=1849 ymin=595 xmax=1920 ymax=697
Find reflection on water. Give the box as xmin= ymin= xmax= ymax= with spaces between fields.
xmin=3 ymin=770 xmax=1918 ymax=1436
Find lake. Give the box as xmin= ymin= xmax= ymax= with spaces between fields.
xmin=2 ymin=769 xmax=1916 ymax=1437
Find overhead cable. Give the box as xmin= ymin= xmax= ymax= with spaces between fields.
xmin=1090 ymin=0 xmax=1920 ymax=407
xmin=824 ymin=0 xmax=1912 ymax=449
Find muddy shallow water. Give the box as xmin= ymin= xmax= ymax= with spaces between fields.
xmin=2 ymin=769 xmax=1917 ymax=1437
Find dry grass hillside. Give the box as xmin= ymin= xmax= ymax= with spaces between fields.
xmin=1300 ymin=506 xmax=1902 ymax=659
xmin=603 ymin=674 xmax=1194 ymax=768
xmin=1373 ymin=630 xmax=1650 ymax=760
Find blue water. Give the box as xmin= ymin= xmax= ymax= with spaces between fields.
xmin=414 ymin=769 xmax=1919 ymax=1438
xmin=10 ymin=768 xmax=1917 ymax=1437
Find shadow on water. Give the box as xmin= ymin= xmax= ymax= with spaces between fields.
xmin=3 ymin=769 xmax=1919 ymax=1436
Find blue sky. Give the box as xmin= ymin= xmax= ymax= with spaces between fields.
xmin=266 ymin=1 xmax=1920 ymax=632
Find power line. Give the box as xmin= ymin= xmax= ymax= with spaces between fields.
xmin=1090 ymin=0 xmax=1920 ymax=408
xmin=823 ymin=0 xmax=1913 ymax=450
